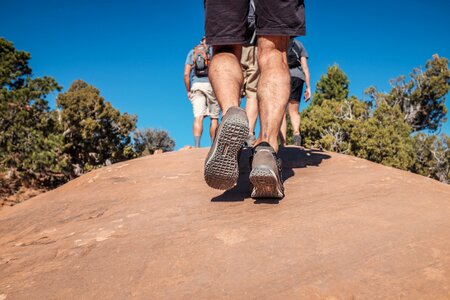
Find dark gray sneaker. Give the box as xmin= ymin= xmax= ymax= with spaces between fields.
xmin=249 ymin=142 xmax=284 ymax=198
xmin=293 ymin=134 xmax=301 ymax=146
xmin=244 ymin=133 xmax=257 ymax=148
xmin=204 ymin=106 xmax=249 ymax=190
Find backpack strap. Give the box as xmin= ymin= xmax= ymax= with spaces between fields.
xmin=248 ymin=0 xmax=257 ymax=45
xmin=291 ymin=40 xmax=301 ymax=61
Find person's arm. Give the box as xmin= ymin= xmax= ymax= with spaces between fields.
xmin=184 ymin=64 xmax=192 ymax=99
xmin=300 ymin=56 xmax=311 ymax=102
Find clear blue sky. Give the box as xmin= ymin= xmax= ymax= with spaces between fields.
xmin=1 ymin=0 xmax=449 ymax=149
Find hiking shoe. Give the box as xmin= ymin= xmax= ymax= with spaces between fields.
xmin=249 ymin=142 xmax=284 ymax=198
xmin=244 ymin=133 xmax=257 ymax=148
xmin=293 ymin=134 xmax=301 ymax=146
xmin=204 ymin=106 xmax=249 ymax=190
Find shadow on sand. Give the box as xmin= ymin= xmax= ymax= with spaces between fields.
xmin=211 ymin=146 xmax=331 ymax=204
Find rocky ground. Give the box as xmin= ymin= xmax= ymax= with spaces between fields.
xmin=1 ymin=147 xmax=449 ymax=299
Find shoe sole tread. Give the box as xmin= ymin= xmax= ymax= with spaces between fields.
xmin=250 ymin=167 xmax=284 ymax=198
xmin=204 ymin=112 xmax=249 ymax=190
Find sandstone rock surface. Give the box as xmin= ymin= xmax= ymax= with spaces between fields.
xmin=1 ymin=147 xmax=449 ymax=299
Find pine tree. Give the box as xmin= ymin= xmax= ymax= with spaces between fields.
xmin=412 ymin=133 xmax=450 ymax=183
xmin=301 ymin=65 xmax=368 ymax=151
xmin=301 ymin=65 xmax=416 ymax=171
xmin=312 ymin=64 xmax=349 ymax=106
xmin=134 ymin=128 xmax=175 ymax=156
xmin=0 ymin=38 xmax=68 ymax=192
xmin=349 ymin=104 xmax=415 ymax=170
xmin=57 ymin=80 xmax=137 ymax=176
xmin=301 ymin=97 xmax=368 ymax=152
xmin=366 ymin=55 xmax=449 ymax=132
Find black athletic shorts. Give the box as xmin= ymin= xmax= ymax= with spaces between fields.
xmin=204 ymin=0 xmax=306 ymax=45
xmin=289 ymin=77 xmax=304 ymax=102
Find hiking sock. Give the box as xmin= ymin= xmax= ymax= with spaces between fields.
xmin=194 ymin=136 xmax=201 ymax=148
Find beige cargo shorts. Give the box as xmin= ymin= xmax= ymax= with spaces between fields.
xmin=190 ymin=82 xmax=220 ymax=119
xmin=241 ymin=45 xmax=259 ymax=102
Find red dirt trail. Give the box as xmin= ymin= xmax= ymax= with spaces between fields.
xmin=1 ymin=147 xmax=449 ymax=299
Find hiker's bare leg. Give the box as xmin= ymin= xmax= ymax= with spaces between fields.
xmin=288 ymin=100 xmax=301 ymax=135
xmin=246 ymin=96 xmax=258 ymax=134
xmin=279 ymin=111 xmax=287 ymax=145
xmin=256 ymin=36 xmax=290 ymax=152
xmin=193 ymin=116 xmax=204 ymax=147
xmin=209 ymin=45 xmax=243 ymax=115
xmin=210 ymin=118 xmax=218 ymax=141
xmin=193 ymin=116 xmax=203 ymax=137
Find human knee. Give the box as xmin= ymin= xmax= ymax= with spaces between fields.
xmin=246 ymin=94 xmax=258 ymax=107
xmin=257 ymin=36 xmax=289 ymax=67
xmin=288 ymin=102 xmax=299 ymax=114
xmin=258 ymin=48 xmax=277 ymax=68
xmin=194 ymin=116 xmax=204 ymax=124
